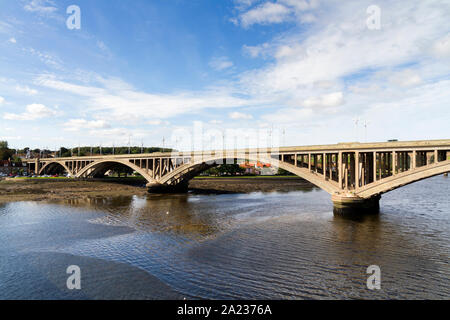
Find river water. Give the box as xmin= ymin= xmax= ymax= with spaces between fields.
xmin=0 ymin=176 xmax=449 ymax=299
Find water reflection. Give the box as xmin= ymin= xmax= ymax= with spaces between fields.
xmin=0 ymin=176 xmax=448 ymax=299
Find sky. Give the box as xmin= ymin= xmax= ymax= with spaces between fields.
xmin=0 ymin=0 xmax=449 ymax=150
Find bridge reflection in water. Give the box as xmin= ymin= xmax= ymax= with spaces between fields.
xmin=26 ymin=139 xmax=450 ymax=214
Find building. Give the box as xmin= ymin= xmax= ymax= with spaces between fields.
xmin=239 ymin=160 xmax=276 ymax=175
xmin=0 ymin=160 xmax=28 ymax=175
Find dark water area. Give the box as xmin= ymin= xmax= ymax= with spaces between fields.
xmin=0 ymin=176 xmax=449 ymax=299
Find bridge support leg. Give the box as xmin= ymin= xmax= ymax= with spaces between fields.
xmin=331 ymin=194 xmax=380 ymax=216
xmin=146 ymin=181 xmax=189 ymax=193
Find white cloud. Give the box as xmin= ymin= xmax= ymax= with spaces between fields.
xmin=261 ymin=108 xmax=313 ymax=124
xmin=229 ymin=111 xmax=253 ymax=120
xmin=8 ymin=37 xmax=16 ymax=44
xmin=431 ymin=34 xmax=450 ymax=58
xmin=3 ymin=103 xmax=60 ymax=121
xmin=278 ymin=0 xmax=319 ymax=12
xmin=65 ymin=119 xmax=110 ymax=131
xmin=16 ymin=85 xmax=38 ymax=95
xmin=303 ymin=92 xmax=344 ymax=108
xmin=209 ymin=56 xmax=234 ymax=71
xmin=24 ymin=0 xmax=58 ymax=14
xmin=240 ymin=2 xmax=291 ymax=27
xmin=0 ymin=96 xmax=4 ymax=105
xmin=26 ymin=48 xmax=62 ymax=69
xmin=243 ymin=43 xmax=271 ymax=58
xmin=389 ymin=69 xmax=422 ymax=88
xmin=147 ymin=119 xmax=170 ymax=126
xmin=238 ymin=1 xmax=450 ymax=105
xmin=209 ymin=119 xmax=223 ymax=125
xmin=35 ymin=74 xmax=251 ymax=122
xmin=235 ymin=0 xmax=318 ymax=27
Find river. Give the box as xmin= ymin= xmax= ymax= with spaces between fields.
xmin=0 ymin=176 xmax=449 ymax=299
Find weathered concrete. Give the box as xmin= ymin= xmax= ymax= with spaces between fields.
xmin=332 ymin=194 xmax=380 ymax=215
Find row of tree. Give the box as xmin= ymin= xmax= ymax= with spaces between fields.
xmin=0 ymin=141 xmax=173 ymax=159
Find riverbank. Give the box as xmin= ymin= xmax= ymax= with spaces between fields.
xmin=0 ymin=176 xmax=313 ymax=202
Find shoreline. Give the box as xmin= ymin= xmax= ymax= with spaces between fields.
xmin=0 ymin=176 xmax=315 ymax=202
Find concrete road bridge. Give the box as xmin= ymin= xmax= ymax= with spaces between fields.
xmin=25 ymin=139 xmax=450 ymax=214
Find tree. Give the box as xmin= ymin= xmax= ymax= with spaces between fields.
xmin=277 ymin=168 xmax=293 ymax=176
xmin=204 ymin=164 xmax=245 ymax=176
xmin=0 ymin=141 xmax=13 ymax=160
xmin=59 ymin=147 xmax=71 ymax=157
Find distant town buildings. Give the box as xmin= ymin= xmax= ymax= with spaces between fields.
xmin=0 ymin=160 xmax=28 ymax=175
xmin=238 ymin=160 xmax=276 ymax=175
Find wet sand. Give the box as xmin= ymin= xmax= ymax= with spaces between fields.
xmin=0 ymin=176 xmax=313 ymax=202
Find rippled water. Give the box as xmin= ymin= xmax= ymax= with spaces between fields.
xmin=0 ymin=176 xmax=449 ymax=299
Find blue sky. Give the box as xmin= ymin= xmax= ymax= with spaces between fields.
xmin=0 ymin=0 xmax=449 ymax=150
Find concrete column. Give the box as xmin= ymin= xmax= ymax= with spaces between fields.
xmin=361 ymin=154 xmax=366 ymax=186
xmin=315 ymin=155 xmax=318 ymax=173
xmin=338 ymin=152 xmax=343 ymax=189
xmin=294 ymin=153 xmax=297 ymax=167
xmin=323 ymin=153 xmax=326 ymax=179
xmin=404 ymin=152 xmax=408 ymax=171
xmin=380 ymin=153 xmax=384 ymax=180
xmin=329 ymin=154 xmax=333 ymax=180
xmin=373 ymin=152 xmax=377 ymax=182
xmin=308 ymin=153 xmax=311 ymax=171
xmin=392 ymin=151 xmax=397 ymax=175
xmin=152 ymin=158 xmax=155 ymax=178
xmin=344 ymin=154 xmax=349 ymax=190
xmin=355 ymin=151 xmax=359 ymax=189
xmin=435 ymin=149 xmax=438 ymax=163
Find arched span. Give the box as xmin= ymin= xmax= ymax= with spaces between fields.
xmin=38 ymin=161 xmax=72 ymax=175
xmin=356 ymin=159 xmax=450 ymax=198
xmin=159 ymin=155 xmax=341 ymax=195
xmin=75 ymin=159 xmax=157 ymax=184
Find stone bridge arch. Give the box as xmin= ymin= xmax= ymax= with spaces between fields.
xmin=356 ymin=159 xmax=450 ymax=198
xmin=38 ymin=161 xmax=72 ymax=176
xmin=75 ymin=159 xmax=157 ymax=184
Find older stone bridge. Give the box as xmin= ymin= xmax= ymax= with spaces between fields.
xmin=26 ymin=139 xmax=450 ymax=214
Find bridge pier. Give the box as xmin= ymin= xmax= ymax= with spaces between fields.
xmin=331 ymin=193 xmax=380 ymax=216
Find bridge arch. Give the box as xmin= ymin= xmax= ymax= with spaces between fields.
xmin=356 ymin=160 xmax=450 ymax=198
xmin=75 ymin=159 xmax=157 ymax=183
xmin=158 ymin=154 xmax=341 ymax=195
xmin=38 ymin=161 xmax=72 ymax=176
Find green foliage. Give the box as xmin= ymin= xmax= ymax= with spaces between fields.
xmin=0 ymin=141 xmax=13 ymax=160
xmin=204 ymin=164 xmax=245 ymax=176
xmin=277 ymin=168 xmax=294 ymax=175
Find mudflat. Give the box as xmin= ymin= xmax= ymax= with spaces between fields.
xmin=0 ymin=176 xmax=313 ymax=202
